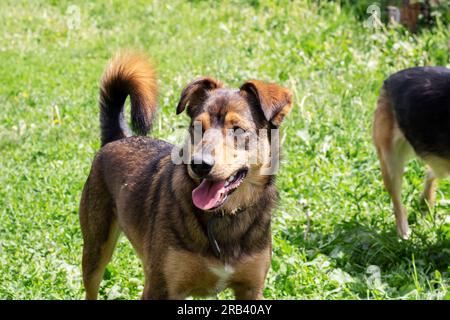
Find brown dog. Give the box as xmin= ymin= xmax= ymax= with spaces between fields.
xmin=79 ymin=52 xmax=293 ymax=299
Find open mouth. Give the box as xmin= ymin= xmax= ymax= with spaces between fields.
xmin=192 ymin=168 xmax=248 ymax=211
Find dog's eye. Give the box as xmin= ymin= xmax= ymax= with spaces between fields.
xmin=232 ymin=126 xmax=246 ymax=134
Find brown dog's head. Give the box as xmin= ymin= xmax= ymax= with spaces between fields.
xmin=176 ymin=77 xmax=292 ymax=213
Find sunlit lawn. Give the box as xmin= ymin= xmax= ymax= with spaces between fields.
xmin=1 ymin=0 xmax=449 ymax=299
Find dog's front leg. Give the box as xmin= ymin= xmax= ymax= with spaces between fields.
xmin=142 ymin=277 xmax=174 ymax=300
xmin=141 ymin=266 xmax=172 ymax=300
xmin=233 ymin=285 xmax=264 ymax=300
xmin=141 ymin=269 xmax=189 ymax=300
xmin=142 ymin=283 xmax=188 ymax=300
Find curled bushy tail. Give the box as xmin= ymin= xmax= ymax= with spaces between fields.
xmin=99 ymin=52 xmax=158 ymax=146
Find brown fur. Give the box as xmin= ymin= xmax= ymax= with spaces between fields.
xmin=240 ymin=80 xmax=293 ymax=126
xmin=163 ymin=247 xmax=270 ymax=299
xmin=79 ymin=53 xmax=293 ymax=299
xmin=99 ymin=51 xmax=158 ymax=146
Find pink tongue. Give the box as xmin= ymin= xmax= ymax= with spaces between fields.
xmin=192 ymin=179 xmax=226 ymax=210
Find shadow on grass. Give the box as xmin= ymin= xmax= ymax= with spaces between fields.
xmin=284 ymin=215 xmax=450 ymax=274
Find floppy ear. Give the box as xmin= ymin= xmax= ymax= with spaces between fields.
xmin=176 ymin=77 xmax=223 ymax=115
xmin=240 ymin=80 xmax=293 ymax=126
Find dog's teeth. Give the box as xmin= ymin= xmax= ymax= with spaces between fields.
xmin=225 ymin=181 xmax=229 ymax=187
xmin=229 ymin=175 xmax=235 ymax=182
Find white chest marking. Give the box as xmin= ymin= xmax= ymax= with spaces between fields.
xmin=208 ymin=264 xmax=235 ymax=292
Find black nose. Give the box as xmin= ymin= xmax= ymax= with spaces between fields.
xmin=191 ymin=154 xmax=214 ymax=178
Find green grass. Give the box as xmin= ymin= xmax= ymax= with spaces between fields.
xmin=1 ymin=0 xmax=450 ymax=300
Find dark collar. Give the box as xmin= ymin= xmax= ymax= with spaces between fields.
xmin=206 ymin=216 xmax=222 ymax=259
xmin=205 ymin=206 xmax=252 ymax=260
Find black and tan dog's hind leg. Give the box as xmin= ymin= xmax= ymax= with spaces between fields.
xmin=419 ymin=168 xmax=438 ymax=214
xmin=373 ymin=89 xmax=414 ymax=239
xmin=79 ymin=170 xmax=121 ymax=300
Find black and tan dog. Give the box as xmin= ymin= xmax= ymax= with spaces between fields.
xmin=373 ymin=66 xmax=450 ymax=239
xmin=79 ymin=52 xmax=293 ymax=299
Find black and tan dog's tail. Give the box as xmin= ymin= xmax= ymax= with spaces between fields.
xmin=99 ymin=52 xmax=158 ymax=147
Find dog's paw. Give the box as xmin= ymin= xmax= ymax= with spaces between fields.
xmin=396 ymin=223 xmax=411 ymax=240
